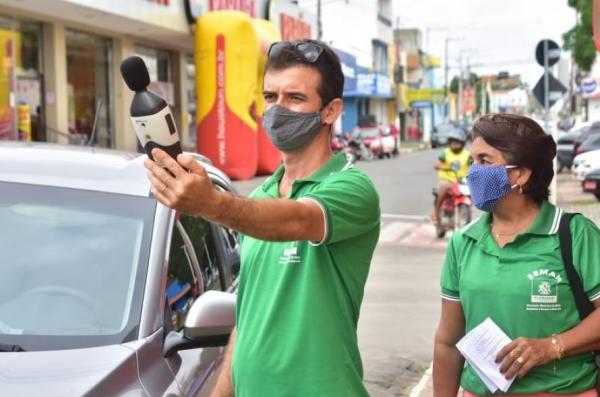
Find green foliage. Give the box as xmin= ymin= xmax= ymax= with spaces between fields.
xmin=450 ymin=76 xmax=459 ymax=94
xmin=563 ymin=0 xmax=596 ymax=71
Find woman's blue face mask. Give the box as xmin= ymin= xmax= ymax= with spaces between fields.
xmin=466 ymin=164 xmax=519 ymax=212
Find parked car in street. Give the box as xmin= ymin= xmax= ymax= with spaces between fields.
xmin=575 ymin=131 xmax=600 ymax=157
xmin=353 ymin=125 xmax=397 ymax=159
xmin=431 ymin=122 xmax=457 ymax=148
xmin=431 ymin=123 xmax=470 ymax=149
xmin=582 ymin=167 xmax=600 ymax=201
xmin=573 ymin=122 xmax=600 ymax=155
xmin=572 ymin=149 xmax=600 ymax=181
xmin=0 ymin=142 xmax=239 ymax=396
xmin=557 ymin=130 xmax=580 ymax=172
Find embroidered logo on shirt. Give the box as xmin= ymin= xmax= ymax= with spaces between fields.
xmin=526 ymin=268 xmax=562 ymax=311
xmin=279 ymin=242 xmax=301 ymax=265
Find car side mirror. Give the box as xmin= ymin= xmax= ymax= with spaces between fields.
xmin=163 ymin=291 xmax=236 ymax=356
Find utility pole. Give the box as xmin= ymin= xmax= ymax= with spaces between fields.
xmin=444 ymin=37 xmax=449 ymax=121
xmin=444 ymin=37 xmax=464 ymax=122
xmin=458 ymin=55 xmax=463 ymax=122
xmin=317 ymin=0 xmax=322 ymax=40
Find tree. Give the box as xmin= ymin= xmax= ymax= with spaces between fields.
xmin=449 ymin=76 xmax=459 ymax=94
xmin=563 ymin=0 xmax=596 ymax=72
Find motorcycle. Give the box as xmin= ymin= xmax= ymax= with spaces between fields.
xmin=432 ymin=169 xmax=472 ymax=238
xmin=331 ymin=133 xmax=358 ymax=163
xmin=347 ymin=136 xmax=374 ymax=161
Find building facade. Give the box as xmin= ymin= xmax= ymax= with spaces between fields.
xmin=0 ymin=0 xmax=314 ymax=151
xmin=301 ymin=0 xmax=395 ymax=134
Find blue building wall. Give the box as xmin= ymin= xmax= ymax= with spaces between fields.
xmin=342 ymin=97 xmax=358 ymax=133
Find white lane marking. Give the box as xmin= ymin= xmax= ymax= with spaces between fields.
xmin=382 ymin=213 xmax=429 ymax=221
xmin=378 ymin=221 xmax=413 ymax=243
xmin=409 ymin=362 xmax=433 ymax=397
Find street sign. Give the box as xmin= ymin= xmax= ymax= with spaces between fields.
xmin=533 ymin=72 xmax=567 ymax=108
xmin=535 ymin=39 xmax=560 ymax=67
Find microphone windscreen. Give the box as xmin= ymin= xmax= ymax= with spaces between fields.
xmin=120 ymin=56 xmax=150 ymax=91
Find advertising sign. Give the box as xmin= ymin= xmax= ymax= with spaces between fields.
xmin=582 ymin=77 xmax=600 ymax=99
xmin=334 ymin=48 xmax=357 ymax=93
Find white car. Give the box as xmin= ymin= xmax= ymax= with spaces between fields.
xmin=0 ymin=142 xmax=239 ymax=396
xmin=572 ymin=149 xmax=600 ymax=181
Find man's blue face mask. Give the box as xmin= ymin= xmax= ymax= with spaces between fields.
xmin=466 ymin=164 xmax=519 ymax=212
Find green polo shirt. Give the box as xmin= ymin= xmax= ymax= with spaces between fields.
xmin=441 ymin=201 xmax=600 ymax=394
xmin=232 ymin=153 xmax=380 ymax=397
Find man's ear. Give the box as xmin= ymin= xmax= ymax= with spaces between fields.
xmin=322 ymin=98 xmax=343 ymax=125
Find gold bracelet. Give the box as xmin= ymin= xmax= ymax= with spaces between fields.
xmin=550 ymin=334 xmax=565 ymax=360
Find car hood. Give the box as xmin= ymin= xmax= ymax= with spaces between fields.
xmin=0 ymin=343 xmax=144 ymax=396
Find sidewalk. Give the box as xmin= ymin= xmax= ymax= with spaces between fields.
xmin=411 ymin=174 xmax=600 ymax=397
xmin=556 ymin=173 xmax=600 ymax=225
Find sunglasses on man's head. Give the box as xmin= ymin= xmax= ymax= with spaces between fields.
xmin=267 ymin=41 xmax=325 ymax=63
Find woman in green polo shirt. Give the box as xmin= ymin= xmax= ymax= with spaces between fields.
xmin=433 ymin=113 xmax=600 ymax=396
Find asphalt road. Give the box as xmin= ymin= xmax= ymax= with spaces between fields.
xmin=356 ymin=150 xmax=446 ymax=396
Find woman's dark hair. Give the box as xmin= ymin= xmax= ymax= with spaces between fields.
xmin=470 ymin=113 xmax=557 ymax=204
xmin=265 ymin=40 xmax=344 ymax=107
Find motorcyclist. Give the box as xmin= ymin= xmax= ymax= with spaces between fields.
xmin=432 ymin=129 xmax=470 ymax=224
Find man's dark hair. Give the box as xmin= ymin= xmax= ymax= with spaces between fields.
xmin=470 ymin=113 xmax=557 ymax=204
xmin=265 ymin=40 xmax=344 ymax=107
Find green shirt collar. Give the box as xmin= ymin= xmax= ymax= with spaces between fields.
xmin=261 ymin=153 xmax=351 ymax=194
xmin=463 ymin=200 xmax=562 ymax=242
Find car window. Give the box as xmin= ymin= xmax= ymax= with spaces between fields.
xmin=212 ymin=224 xmax=241 ymax=289
xmin=166 ymin=220 xmax=203 ymax=331
xmin=0 ymin=182 xmax=154 ymax=350
xmin=582 ymin=134 xmax=600 ymax=148
xmin=166 ymin=215 xmax=222 ymax=330
xmin=180 ymin=214 xmax=222 ymax=291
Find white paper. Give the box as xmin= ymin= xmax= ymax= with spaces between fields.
xmin=456 ymin=317 xmax=515 ymax=393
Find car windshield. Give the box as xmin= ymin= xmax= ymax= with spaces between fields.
xmin=0 ymin=181 xmax=156 ymax=351
xmin=359 ymin=129 xmax=380 ymax=138
xmin=434 ymin=123 xmax=455 ymax=134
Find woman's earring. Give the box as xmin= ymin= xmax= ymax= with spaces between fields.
xmin=519 ymin=185 xmax=523 ymax=194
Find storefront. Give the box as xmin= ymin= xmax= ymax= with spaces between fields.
xmin=405 ymin=87 xmax=445 ymax=143
xmin=342 ymin=66 xmax=394 ymax=132
xmin=0 ymin=0 xmax=315 ymax=153
xmin=0 ymin=0 xmax=194 ymax=150
xmin=65 ymin=29 xmax=112 ymax=146
xmin=0 ymin=16 xmax=43 ymax=142
xmin=333 ymin=48 xmax=358 ymax=133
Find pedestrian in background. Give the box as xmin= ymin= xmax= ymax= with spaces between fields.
xmin=433 ymin=113 xmax=600 ymax=396
xmin=145 ymin=40 xmax=380 ymax=397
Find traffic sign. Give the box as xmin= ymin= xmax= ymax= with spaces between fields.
xmin=535 ymin=39 xmax=560 ymax=67
xmin=532 ymin=72 xmax=567 ymax=108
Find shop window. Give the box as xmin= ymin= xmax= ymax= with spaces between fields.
xmin=0 ymin=17 xmax=43 ymax=143
xmin=66 ymin=29 xmax=112 ymax=148
xmin=135 ymin=45 xmax=174 ymax=105
xmin=372 ymin=40 xmax=388 ymax=75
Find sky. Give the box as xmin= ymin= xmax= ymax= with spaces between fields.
xmin=392 ymin=0 xmax=577 ymax=88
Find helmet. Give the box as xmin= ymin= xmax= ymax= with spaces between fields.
xmin=446 ymin=129 xmax=466 ymax=143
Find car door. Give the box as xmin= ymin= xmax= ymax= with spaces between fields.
xmin=165 ymin=212 xmax=240 ymax=397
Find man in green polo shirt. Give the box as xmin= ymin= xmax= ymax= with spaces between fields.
xmin=144 ymin=40 xmax=380 ymax=397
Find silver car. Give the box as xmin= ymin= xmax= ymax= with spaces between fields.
xmin=0 ymin=142 xmax=238 ymax=396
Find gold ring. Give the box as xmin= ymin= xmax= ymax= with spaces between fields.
xmin=160 ymin=184 xmax=167 ymax=193
xmin=510 ymin=350 xmax=520 ymax=359
xmin=516 ymin=356 xmax=525 ymax=365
